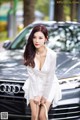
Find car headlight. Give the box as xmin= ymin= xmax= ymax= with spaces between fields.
xmin=59 ymin=76 xmax=80 ymax=89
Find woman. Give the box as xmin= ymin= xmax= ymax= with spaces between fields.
xmin=22 ymin=24 xmax=62 ymax=120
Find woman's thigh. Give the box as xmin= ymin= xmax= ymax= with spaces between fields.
xmin=45 ymin=100 xmax=52 ymax=112
xmin=29 ymin=99 xmax=40 ymax=119
xmin=39 ymin=101 xmax=52 ymax=119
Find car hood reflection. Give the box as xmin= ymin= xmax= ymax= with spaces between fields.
xmin=57 ymin=52 xmax=80 ymax=79
xmin=0 ymin=50 xmax=80 ymax=80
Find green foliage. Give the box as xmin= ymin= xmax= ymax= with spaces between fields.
xmin=63 ymin=0 xmax=70 ymax=15
xmin=35 ymin=0 xmax=49 ymax=19
xmin=0 ymin=0 xmax=10 ymax=5
xmin=0 ymin=31 xmax=10 ymax=42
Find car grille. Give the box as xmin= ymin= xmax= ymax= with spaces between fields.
xmin=0 ymin=79 xmax=80 ymax=120
xmin=0 ymin=79 xmax=24 ymax=100
xmin=49 ymin=104 xmax=80 ymax=120
xmin=25 ymin=103 xmax=80 ymax=120
xmin=0 ymin=79 xmax=27 ymax=118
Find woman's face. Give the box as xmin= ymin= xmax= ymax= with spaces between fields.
xmin=33 ymin=31 xmax=47 ymax=49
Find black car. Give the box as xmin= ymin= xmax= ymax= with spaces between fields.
xmin=0 ymin=21 xmax=80 ymax=120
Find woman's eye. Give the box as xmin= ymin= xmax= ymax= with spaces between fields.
xmin=39 ymin=37 xmax=43 ymax=39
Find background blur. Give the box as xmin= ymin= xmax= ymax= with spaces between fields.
xmin=0 ymin=0 xmax=80 ymax=43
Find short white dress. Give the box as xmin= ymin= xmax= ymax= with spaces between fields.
xmin=22 ymin=47 xmax=62 ymax=108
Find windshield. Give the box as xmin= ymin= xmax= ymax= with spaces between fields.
xmin=9 ymin=23 xmax=80 ymax=53
xmin=47 ymin=24 xmax=80 ymax=53
xmin=10 ymin=27 xmax=32 ymax=49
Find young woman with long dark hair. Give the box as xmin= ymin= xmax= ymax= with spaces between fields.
xmin=23 ymin=24 xmax=62 ymax=120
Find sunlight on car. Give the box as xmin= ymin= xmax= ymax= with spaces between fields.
xmin=0 ymin=21 xmax=80 ymax=120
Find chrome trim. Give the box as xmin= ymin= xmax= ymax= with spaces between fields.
xmin=0 ymin=83 xmax=20 ymax=94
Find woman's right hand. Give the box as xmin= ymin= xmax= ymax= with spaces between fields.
xmin=34 ymin=96 xmax=41 ymax=105
xmin=40 ymin=96 xmax=46 ymax=105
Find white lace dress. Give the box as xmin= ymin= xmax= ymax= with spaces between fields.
xmin=22 ymin=47 xmax=62 ymax=108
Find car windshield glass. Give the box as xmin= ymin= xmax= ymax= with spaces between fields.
xmin=47 ymin=24 xmax=80 ymax=53
xmin=47 ymin=26 xmax=71 ymax=51
xmin=10 ymin=27 xmax=32 ymax=49
xmin=9 ymin=23 xmax=80 ymax=53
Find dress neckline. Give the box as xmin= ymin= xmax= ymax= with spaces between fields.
xmin=34 ymin=47 xmax=49 ymax=71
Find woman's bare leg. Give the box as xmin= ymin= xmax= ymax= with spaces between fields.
xmin=29 ymin=99 xmax=40 ymax=120
xmin=39 ymin=101 xmax=51 ymax=120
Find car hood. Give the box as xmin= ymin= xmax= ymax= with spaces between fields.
xmin=56 ymin=52 xmax=80 ymax=79
xmin=0 ymin=50 xmax=80 ymax=81
xmin=0 ymin=50 xmax=28 ymax=81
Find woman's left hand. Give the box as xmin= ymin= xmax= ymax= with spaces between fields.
xmin=34 ymin=96 xmax=41 ymax=105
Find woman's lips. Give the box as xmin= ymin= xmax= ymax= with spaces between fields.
xmin=35 ymin=43 xmax=40 ymax=46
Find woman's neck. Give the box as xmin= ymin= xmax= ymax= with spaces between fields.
xmin=36 ymin=46 xmax=46 ymax=55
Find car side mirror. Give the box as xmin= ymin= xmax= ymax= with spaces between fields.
xmin=3 ymin=40 xmax=11 ymax=49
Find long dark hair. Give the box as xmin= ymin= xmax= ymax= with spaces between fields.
xmin=24 ymin=24 xmax=48 ymax=68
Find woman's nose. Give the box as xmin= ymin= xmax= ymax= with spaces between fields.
xmin=35 ymin=39 xmax=39 ymax=42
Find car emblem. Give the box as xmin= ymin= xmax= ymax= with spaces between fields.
xmin=0 ymin=83 xmax=20 ymax=94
